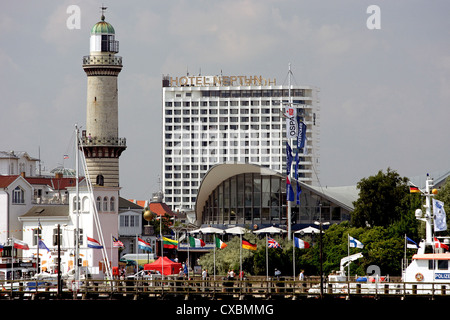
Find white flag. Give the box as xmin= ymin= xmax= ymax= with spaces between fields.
xmin=285 ymin=105 xmax=297 ymax=138
xmin=349 ymin=235 xmax=364 ymax=248
xmin=433 ymin=199 xmax=447 ymax=232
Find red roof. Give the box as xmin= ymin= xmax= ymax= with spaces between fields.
xmin=0 ymin=175 xmax=83 ymax=190
xmin=149 ymin=202 xmax=174 ymax=217
xmin=0 ymin=176 xmax=20 ymax=188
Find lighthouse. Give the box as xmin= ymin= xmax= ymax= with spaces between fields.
xmin=82 ymin=11 xmax=126 ymax=187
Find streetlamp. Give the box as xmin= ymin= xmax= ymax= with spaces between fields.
xmin=314 ymin=203 xmax=329 ymax=299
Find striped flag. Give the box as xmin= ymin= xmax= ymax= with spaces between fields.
xmin=87 ymin=237 xmax=103 ymax=249
xmin=215 ymin=236 xmax=227 ymax=249
xmin=138 ymin=237 xmax=151 ymax=251
xmin=189 ymin=236 xmax=205 ymax=248
xmin=112 ymin=236 xmax=124 ymax=248
xmin=13 ymin=239 xmax=29 ymax=250
xmin=294 ymin=237 xmax=310 ymax=249
xmin=162 ymin=237 xmax=178 ymax=249
xmin=242 ymin=238 xmax=257 ymax=251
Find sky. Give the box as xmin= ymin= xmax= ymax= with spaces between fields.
xmin=1 ymin=1 xmax=449 ymax=200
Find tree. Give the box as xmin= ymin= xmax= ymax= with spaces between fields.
xmin=351 ymin=168 xmax=410 ymax=228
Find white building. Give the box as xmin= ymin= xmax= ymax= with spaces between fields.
xmin=19 ymin=180 xmax=120 ymax=276
xmin=162 ymin=74 xmax=320 ymax=212
xmin=0 ymin=151 xmax=39 ymax=177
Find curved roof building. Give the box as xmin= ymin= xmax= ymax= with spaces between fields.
xmin=195 ymin=163 xmax=357 ymax=230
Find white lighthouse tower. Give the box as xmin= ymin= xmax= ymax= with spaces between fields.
xmin=82 ymin=11 xmax=126 ymax=187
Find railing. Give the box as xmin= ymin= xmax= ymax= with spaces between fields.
xmin=2 ymin=277 xmax=450 ymax=300
xmin=81 ymin=136 xmax=127 ymax=147
xmin=82 ymin=55 xmax=122 ymax=66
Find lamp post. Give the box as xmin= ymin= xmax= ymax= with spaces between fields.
xmin=314 ymin=203 xmax=329 ymax=299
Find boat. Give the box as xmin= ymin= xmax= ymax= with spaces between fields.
xmin=309 ymin=174 xmax=448 ymax=297
xmin=401 ymin=174 xmax=450 ymax=294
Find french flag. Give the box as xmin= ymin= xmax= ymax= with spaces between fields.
xmin=87 ymin=237 xmax=103 ymax=249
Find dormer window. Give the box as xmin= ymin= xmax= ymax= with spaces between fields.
xmin=12 ymin=186 xmax=24 ymax=204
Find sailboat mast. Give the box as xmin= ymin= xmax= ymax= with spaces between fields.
xmin=75 ymin=125 xmax=80 ymax=284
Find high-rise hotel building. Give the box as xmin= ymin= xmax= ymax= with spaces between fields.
xmin=162 ymin=74 xmax=320 ymax=212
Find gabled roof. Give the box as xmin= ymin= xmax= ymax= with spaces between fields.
xmin=0 ymin=175 xmax=83 ymax=190
xmin=149 ymin=202 xmax=175 ymax=217
xmin=0 ymin=175 xmax=20 ymax=188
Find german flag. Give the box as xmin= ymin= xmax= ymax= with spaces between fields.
xmin=409 ymin=186 xmax=421 ymax=193
xmin=242 ymin=238 xmax=257 ymax=250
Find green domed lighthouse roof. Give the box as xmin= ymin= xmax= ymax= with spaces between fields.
xmin=91 ymin=15 xmax=115 ymax=34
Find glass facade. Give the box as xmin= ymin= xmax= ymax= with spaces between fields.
xmin=200 ymin=172 xmax=351 ymax=227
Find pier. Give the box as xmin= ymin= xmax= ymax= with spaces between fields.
xmin=2 ymin=276 xmax=450 ymax=301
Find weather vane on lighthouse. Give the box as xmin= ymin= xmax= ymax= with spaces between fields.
xmin=100 ymin=5 xmax=108 ymax=20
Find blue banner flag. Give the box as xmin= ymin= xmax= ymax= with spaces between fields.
xmin=286 ymin=141 xmax=293 ymax=176
xmin=297 ymin=120 xmax=307 ymax=151
xmin=287 ymin=176 xmax=295 ymax=201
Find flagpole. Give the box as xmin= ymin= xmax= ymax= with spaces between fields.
xmin=213 ymin=236 xmax=216 ymax=281
xmin=266 ymin=234 xmax=268 ymax=281
xmin=75 ymin=125 xmax=80 ymax=284
xmin=292 ymin=234 xmax=295 ymax=281
xmin=287 ymin=63 xmax=293 ymax=241
xmin=240 ymin=233 xmax=242 ymax=277
xmin=347 ymin=234 xmax=350 ymax=280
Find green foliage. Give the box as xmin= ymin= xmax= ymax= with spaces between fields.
xmin=351 ymin=168 xmax=410 ymax=228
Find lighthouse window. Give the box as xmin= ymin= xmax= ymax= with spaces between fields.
xmin=101 ymin=35 xmax=108 ymax=51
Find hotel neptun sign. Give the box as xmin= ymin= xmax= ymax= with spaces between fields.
xmin=168 ymin=75 xmax=277 ymax=87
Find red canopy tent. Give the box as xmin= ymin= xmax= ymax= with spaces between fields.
xmin=144 ymin=256 xmax=182 ymax=275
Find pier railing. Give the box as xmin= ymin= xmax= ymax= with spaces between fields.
xmin=2 ymin=277 xmax=450 ymax=300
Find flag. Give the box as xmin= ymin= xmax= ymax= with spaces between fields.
xmin=286 ymin=141 xmax=293 ymax=176
xmin=242 ymin=238 xmax=257 ymax=250
xmin=297 ymin=120 xmax=307 ymax=151
xmin=87 ymin=237 xmax=103 ymax=249
xmin=0 ymin=244 xmax=3 ymax=253
xmin=63 ymin=154 xmax=69 ymax=159
xmin=294 ymin=236 xmax=310 ymax=249
xmin=215 ymin=237 xmax=227 ymax=249
xmin=162 ymin=237 xmax=178 ymax=249
xmin=38 ymin=239 xmax=50 ymax=252
xmin=296 ymin=181 xmax=302 ymax=205
xmin=409 ymin=186 xmax=421 ymax=193
xmin=113 ymin=236 xmax=124 ymax=248
xmin=286 ymin=176 xmax=295 ymax=202
xmin=285 ymin=105 xmax=297 ymax=138
xmin=406 ymin=237 xmax=419 ymax=249
xmin=433 ymin=199 xmax=447 ymax=232
xmin=349 ymin=236 xmax=364 ymax=248
xmin=13 ymin=239 xmax=29 ymax=250
xmin=189 ymin=236 xmax=205 ymax=248
xmin=434 ymin=237 xmax=449 ymax=250
xmin=268 ymin=237 xmax=281 ymax=249
xmin=138 ymin=237 xmax=151 ymax=251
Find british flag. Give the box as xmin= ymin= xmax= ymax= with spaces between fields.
xmin=268 ymin=237 xmax=281 ymax=249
